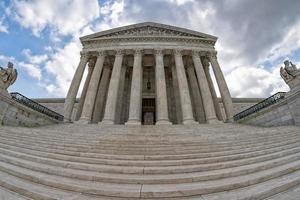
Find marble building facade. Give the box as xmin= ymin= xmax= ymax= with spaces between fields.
xmin=63 ymin=22 xmax=234 ymax=125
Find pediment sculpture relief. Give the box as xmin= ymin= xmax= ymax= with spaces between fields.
xmin=280 ymin=60 xmax=300 ymax=90
xmin=96 ymin=26 xmax=201 ymax=38
xmin=0 ymin=62 xmax=18 ymax=91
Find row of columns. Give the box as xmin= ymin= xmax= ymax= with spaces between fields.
xmin=63 ymin=49 xmax=234 ymax=124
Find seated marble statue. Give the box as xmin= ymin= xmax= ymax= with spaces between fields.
xmin=280 ymin=60 xmax=300 ymax=90
xmin=0 ymin=62 xmax=18 ymax=91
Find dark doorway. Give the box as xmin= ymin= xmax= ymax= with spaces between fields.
xmin=142 ymin=98 xmax=156 ymax=125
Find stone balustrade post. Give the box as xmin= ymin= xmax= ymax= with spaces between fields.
xmin=63 ymin=52 xmax=89 ymax=122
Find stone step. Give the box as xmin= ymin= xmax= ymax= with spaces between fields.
xmin=2 ymin=125 xmax=297 ymax=144
xmin=0 ymin=171 xmax=103 ymax=200
xmin=2 ymin=131 xmax=297 ymax=152
xmin=1 ymin=140 xmax=300 ymax=171
xmin=0 ymin=157 xmax=300 ymax=198
xmin=140 ymin=162 xmax=300 ymax=198
xmin=0 ymin=126 xmax=297 ymax=145
xmin=0 ymin=187 xmax=29 ymax=200
xmin=266 ymin=185 xmax=300 ymax=200
xmin=1 ymin=133 xmax=300 ymax=156
xmin=201 ymin=171 xmax=300 ymax=200
xmin=3 ymin=135 xmax=300 ymax=162
xmin=1 ymin=148 xmax=300 ymax=184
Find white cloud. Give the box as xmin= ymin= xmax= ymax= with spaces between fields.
xmin=12 ymin=0 xmax=100 ymax=36
xmin=44 ymin=37 xmax=82 ymax=96
xmin=18 ymin=62 xmax=42 ymax=80
xmin=226 ymin=65 xmax=289 ymax=98
xmin=22 ymin=49 xmax=48 ymax=64
xmin=0 ymin=17 xmax=8 ymax=33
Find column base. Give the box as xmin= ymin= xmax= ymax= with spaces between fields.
xmin=99 ymin=119 xmax=115 ymax=125
xmin=75 ymin=118 xmax=90 ymax=124
xmin=125 ymin=120 xmax=141 ymax=125
xmin=225 ymin=117 xmax=234 ymax=123
xmin=156 ymin=120 xmax=172 ymax=125
xmin=63 ymin=118 xmax=72 ymax=123
xmin=182 ymin=119 xmax=198 ymax=125
xmin=207 ymin=118 xmax=223 ymax=124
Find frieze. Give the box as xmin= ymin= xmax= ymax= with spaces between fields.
xmin=82 ymin=37 xmax=213 ymax=50
xmin=91 ymin=26 xmax=204 ymax=39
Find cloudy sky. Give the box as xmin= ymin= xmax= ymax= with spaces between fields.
xmin=0 ymin=0 xmax=299 ymax=98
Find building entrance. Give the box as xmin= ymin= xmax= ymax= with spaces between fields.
xmin=142 ymin=98 xmax=156 ymax=125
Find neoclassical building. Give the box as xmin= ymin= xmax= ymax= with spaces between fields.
xmin=63 ymin=22 xmax=234 ymax=125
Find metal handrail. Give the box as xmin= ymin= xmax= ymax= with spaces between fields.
xmin=10 ymin=92 xmax=64 ymax=121
xmin=233 ymin=92 xmax=286 ymax=121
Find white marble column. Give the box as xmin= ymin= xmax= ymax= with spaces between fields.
xmin=75 ymin=60 xmax=94 ymax=121
xmin=154 ymin=49 xmax=171 ymax=125
xmin=126 ymin=49 xmax=143 ymax=125
xmin=101 ymin=50 xmax=124 ymax=124
xmin=64 ymin=52 xmax=89 ymax=122
xmin=79 ymin=51 xmax=106 ymax=123
xmin=171 ymin=64 xmax=182 ymax=124
xmin=186 ymin=65 xmax=206 ymax=123
xmin=115 ymin=64 xmax=127 ymax=124
xmin=174 ymin=49 xmax=197 ymax=124
xmin=208 ymin=51 xmax=234 ymax=122
xmin=192 ymin=51 xmax=218 ymax=123
xmin=202 ymin=58 xmax=223 ymax=121
xmin=92 ymin=66 xmax=111 ymax=123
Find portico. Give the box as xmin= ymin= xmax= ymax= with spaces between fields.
xmin=63 ymin=22 xmax=234 ymax=125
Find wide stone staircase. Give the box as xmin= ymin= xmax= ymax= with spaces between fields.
xmin=0 ymin=123 xmax=300 ymax=199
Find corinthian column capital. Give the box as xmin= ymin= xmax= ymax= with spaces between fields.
xmin=134 ymin=48 xmax=143 ymax=56
xmin=97 ymin=51 xmax=106 ymax=57
xmin=207 ymin=51 xmax=217 ymax=59
xmin=173 ymin=49 xmax=183 ymax=56
xmin=115 ymin=49 xmax=124 ymax=56
xmin=80 ymin=52 xmax=89 ymax=60
xmin=192 ymin=50 xmax=200 ymax=57
xmin=154 ymin=48 xmax=163 ymax=56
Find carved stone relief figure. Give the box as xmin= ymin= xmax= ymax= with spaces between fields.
xmin=0 ymin=62 xmax=18 ymax=91
xmin=280 ymin=60 xmax=300 ymax=90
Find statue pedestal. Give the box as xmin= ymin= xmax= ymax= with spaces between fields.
xmin=0 ymin=88 xmax=11 ymax=98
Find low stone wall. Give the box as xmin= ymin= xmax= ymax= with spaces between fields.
xmin=0 ymin=93 xmax=60 ymax=127
xmin=236 ymin=91 xmax=300 ymax=127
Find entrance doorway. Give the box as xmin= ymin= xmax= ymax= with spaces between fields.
xmin=142 ymin=98 xmax=156 ymax=125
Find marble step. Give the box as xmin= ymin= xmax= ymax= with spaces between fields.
xmin=266 ymin=185 xmax=300 ymax=200
xmin=0 ymin=187 xmax=29 ymax=200
xmin=0 ymin=140 xmax=300 ymax=171
xmin=1 ymin=149 xmax=300 ymax=184
xmin=1 ymin=129 xmax=298 ymax=148
xmin=1 ymin=158 xmax=300 ymax=198
xmin=0 ymin=171 xmax=100 ymax=200
xmin=1 ymin=134 xmax=300 ymax=156
xmin=201 ymin=171 xmax=300 ymax=200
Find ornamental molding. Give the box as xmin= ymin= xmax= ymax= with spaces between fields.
xmin=82 ymin=36 xmax=215 ymax=49
xmin=81 ymin=22 xmax=217 ymax=42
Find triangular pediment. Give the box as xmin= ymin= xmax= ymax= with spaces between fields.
xmin=81 ymin=22 xmax=217 ymax=41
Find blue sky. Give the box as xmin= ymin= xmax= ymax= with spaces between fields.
xmin=0 ymin=0 xmax=299 ymax=98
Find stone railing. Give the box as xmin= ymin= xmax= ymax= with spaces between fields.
xmin=10 ymin=92 xmax=64 ymax=121
xmin=233 ymin=92 xmax=286 ymax=121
